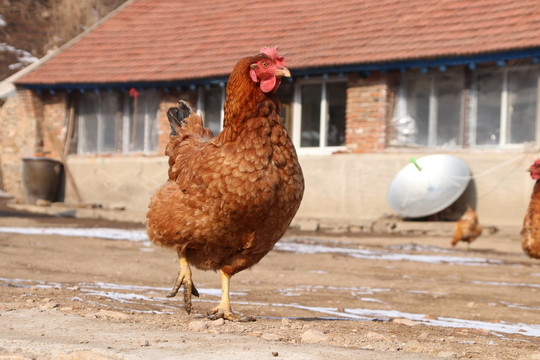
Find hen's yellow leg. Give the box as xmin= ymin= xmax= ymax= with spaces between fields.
xmin=208 ymin=270 xmax=255 ymax=322
xmin=167 ymin=251 xmax=199 ymax=314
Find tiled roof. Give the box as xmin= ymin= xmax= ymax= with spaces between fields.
xmin=16 ymin=0 xmax=540 ymax=86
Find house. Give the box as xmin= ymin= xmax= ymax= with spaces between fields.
xmin=2 ymin=0 xmax=540 ymax=227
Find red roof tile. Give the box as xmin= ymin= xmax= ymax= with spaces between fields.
xmin=15 ymin=0 xmax=540 ymax=85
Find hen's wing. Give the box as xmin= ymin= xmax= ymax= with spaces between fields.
xmin=147 ymin=101 xmax=215 ymax=249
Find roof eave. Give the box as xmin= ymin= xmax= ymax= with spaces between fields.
xmin=15 ymin=47 xmax=540 ymax=92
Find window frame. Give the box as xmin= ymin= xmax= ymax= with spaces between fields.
xmin=395 ymin=70 xmax=465 ymax=149
xmin=197 ymin=85 xmax=225 ymax=135
xmin=469 ymin=65 xmax=540 ymax=149
xmin=291 ymin=76 xmax=348 ymax=155
xmin=75 ymin=89 xmax=161 ymax=155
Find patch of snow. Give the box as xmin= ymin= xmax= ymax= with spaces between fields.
xmin=0 ymin=42 xmax=39 ymax=70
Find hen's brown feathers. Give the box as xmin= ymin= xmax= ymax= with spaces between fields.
xmin=451 ymin=206 xmax=482 ymax=248
xmin=146 ymin=52 xmax=304 ymax=277
xmin=521 ymin=181 xmax=540 ymax=258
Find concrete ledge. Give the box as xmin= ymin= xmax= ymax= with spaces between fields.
xmin=4 ymin=202 xmax=514 ymax=238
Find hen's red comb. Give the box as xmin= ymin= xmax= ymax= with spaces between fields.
xmin=260 ymin=46 xmax=285 ymax=67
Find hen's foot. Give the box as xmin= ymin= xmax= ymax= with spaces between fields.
xmin=166 ymin=252 xmax=198 ymax=314
xmin=207 ymin=306 xmax=255 ymax=322
xmin=166 ymin=276 xmax=199 ymax=298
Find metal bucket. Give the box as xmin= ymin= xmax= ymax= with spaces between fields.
xmin=22 ymin=157 xmax=63 ymax=204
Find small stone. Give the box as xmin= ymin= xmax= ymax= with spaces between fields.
xmin=138 ymin=339 xmax=150 ymax=347
xmin=281 ymin=317 xmax=290 ymax=325
xmin=54 ymin=350 xmax=113 ymax=359
xmin=261 ymin=333 xmax=281 ymax=341
xmin=36 ymin=199 xmax=51 ymax=206
xmin=41 ymin=301 xmax=60 ymax=310
xmin=301 ymin=329 xmax=327 ymax=344
xmin=437 ymin=351 xmax=458 ymax=359
xmin=73 ymin=285 xmax=80 ymax=291
xmin=472 ymin=328 xmax=491 ymax=336
xmin=392 ymin=318 xmax=418 ymax=327
xmin=211 ymin=318 xmax=225 ymax=327
xmin=188 ymin=320 xmax=208 ymax=332
xmin=365 ymin=331 xmax=390 ymax=341
xmin=271 ymin=352 xmax=279 ymax=357
xmin=96 ymin=309 xmax=128 ymax=320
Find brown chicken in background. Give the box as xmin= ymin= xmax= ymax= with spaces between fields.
xmin=521 ymin=159 xmax=540 ymax=259
xmin=451 ymin=205 xmax=482 ymax=250
xmin=146 ymin=47 xmax=304 ymax=321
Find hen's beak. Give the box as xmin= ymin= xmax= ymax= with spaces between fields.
xmin=275 ymin=66 xmax=291 ymax=78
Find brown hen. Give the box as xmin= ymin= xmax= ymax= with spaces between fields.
xmin=146 ymin=48 xmax=304 ymax=321
xmin=521 ymin=159 xmax=540 ymax=259
xmin=451 ymin=205 xmax=482 ymax=250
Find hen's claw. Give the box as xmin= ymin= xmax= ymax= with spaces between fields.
xmin=167 ymin=252 xmax=198 ymax=314
xmin=207 ymin=306 xmax=255 ymax=322
xmin=167 ymin=275 xmax=199 ymax=298
xmin=206 ymin=269 xmax=255 ymax=322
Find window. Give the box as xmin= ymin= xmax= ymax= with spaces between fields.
xmin=470 ymin=66 xmax=539 ymax=147
xmin=506 ymin=69 xmax=537 ymax=144
xmin=292 ymin=78 xmax=347 ymax=150
xmin=76 ymin=89 xmax=160 ymax=154
xmin=394 ymin=65 xmax=540 ymax=149
xmin=393 ymin=72 xmax=463 ymax=147
xmin=78 ymin=91 xmax=121 ymax=154
xmin=125 ymin=90 xmax=160 ymax=153
xmin=198 ymin=86 xmax=224 ymax=136
xmin=474 ymin=72 xmax=502 ymax=145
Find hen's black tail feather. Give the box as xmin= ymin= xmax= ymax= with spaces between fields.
xmin=167 ymin=100 xmax=193 ymax=136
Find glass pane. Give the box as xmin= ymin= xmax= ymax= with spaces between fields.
xmin=100 ymin=92 xmax=120 ymax=153
xmin=142 ymin=91 xmax=160 ymax=152
xmin=326 ymin=82 xmax=346 ymax=146
xmin=476 ymin=72 xmax=502 ymax=145
xmin=406 ymin=77 xmax=430 ymax=145
xmin=436 ymin=76 xmax=462 ymax=147
xmin=203 ymin=87 xmax=222 ymax=136
xmin=300 ymin=83 xmax=321 ymax=147
xmin=507 ymin=70 xmax=537 ymax=144
xmin=127 ymin=90 xmax=160 ymax=152
xmin=78 ymin=92 xmax=99 ymax=153
xmin=277 ymin=82 xmax=293 ymax=131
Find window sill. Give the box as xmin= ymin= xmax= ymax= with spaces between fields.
xmin=296 ymin=146 xmax=348 ymax=156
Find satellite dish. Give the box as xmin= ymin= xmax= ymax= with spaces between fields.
xmin=387 ymin=154 xmax=471 ymax=218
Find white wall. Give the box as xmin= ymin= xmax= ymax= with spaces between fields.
xmin=65 ymin=152 xmax=537 ymax=227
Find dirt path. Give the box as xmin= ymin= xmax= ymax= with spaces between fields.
xmin=1 ymin=211 xmax=539 ymax=359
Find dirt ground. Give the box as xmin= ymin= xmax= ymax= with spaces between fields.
xmin=1 ymin=209 xmax=540 ymax=360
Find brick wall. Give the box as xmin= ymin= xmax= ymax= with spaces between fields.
xmin=41 ymin=92 xmax=69 ymax=158
xmin=0 ymin=88 xmax=41 ymax=199
xmin=345 ymin=72 xmax=390 ymax=153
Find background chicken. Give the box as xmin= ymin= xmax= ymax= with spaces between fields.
xmin=521 ymin=159 xmax=540 ymax=258
xmin=146 ymin=47 xmax=304 ymax=321
xmin=451 ymin=205 xmax=482 ymax=250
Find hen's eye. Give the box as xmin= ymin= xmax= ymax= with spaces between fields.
xmin=262 ymin=62 xmax=269 ymax=68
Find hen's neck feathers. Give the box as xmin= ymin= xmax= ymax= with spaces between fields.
xmin=221 ymin=55 xmax=281 ymax=140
